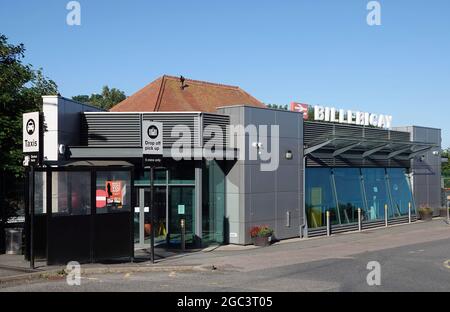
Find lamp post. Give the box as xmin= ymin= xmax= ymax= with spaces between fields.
xmin=446 ymin=198 xmax=450 ymax=225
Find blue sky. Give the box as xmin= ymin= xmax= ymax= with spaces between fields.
xmin=1 ymin=0 xmax=449 ymax=147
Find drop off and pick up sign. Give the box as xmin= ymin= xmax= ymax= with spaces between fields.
xmin=142 ymin=121 xmax=163 ymax=160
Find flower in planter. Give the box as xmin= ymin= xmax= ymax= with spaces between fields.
xmin=250 ymin=225 xmax=274 ymax=238
xmin=418 ymin=206 xmax=433 ymax=215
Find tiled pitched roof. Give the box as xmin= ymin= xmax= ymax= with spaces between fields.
xmin=109 ymin=75 xmax=265 ymax=112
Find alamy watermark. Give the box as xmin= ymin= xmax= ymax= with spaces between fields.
xmin=66 ymin=1 xmax=81 ymax=26
xmin=66 ymin=261 xmax=81 ymax=286
xmin=367 ymin=1 xmax=381 ymax=26
xmin=366 ymin=261 xmax=381 ymax=286
xmin=169 ymin=124 xmax=280 ymax=172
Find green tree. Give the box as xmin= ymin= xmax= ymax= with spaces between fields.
xmin=72 ymin=94 xmax=89 ymax=103
xmin=72 ymin=86 xmax=126 ymax=110
xmin=442 ymin=148 xmax=450 ymax=189
xmin=265 ymin=103 xmax=288 ymax=110
xmin=0 ymin=34 xmax=57 ymax=228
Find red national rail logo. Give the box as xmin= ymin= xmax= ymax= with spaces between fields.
xmin=290 ymin=102 xmax=309 ymax=120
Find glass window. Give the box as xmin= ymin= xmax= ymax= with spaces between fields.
xmin=96 ymin=171 xmax=131 ymax=214
xmin=134 ymin=169 xmax=166 ymax=186
xmin=305 ymin=168 xmax=338 ymax=228
xmin=361 ymin=168 xmax=390 ymax=221
xmin=34 ymin=171 xmax=46 ymax=214
xmin=142 ymin=187 xmax=167 ymax=245
xmin=333 ymin=168 xmax=365 ymax=225
xmin=387 ymin=168 xmax=415 ymax=217
xmin=202 ymin=160 xmax=225 ymax=244
xmin=51 ymin=172 xmax=91 ymax=216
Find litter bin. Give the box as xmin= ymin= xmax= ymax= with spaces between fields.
xmin=5 ymin=228 xmax=23 ymax=255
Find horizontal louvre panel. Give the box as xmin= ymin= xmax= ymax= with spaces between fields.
xmin=364 ymin=127 xmax=389 ymax=140
xmin=304 ymin=122 xmax=333 ymax=144
xmin=81 ymin=114 xmax=141 ymax=147
xmin=390 ymin=130 xmax=410 ymax=141
xmin=203 ymin=113 xmax=229 ymax=148
xmin=81 ymin=112 xmax=230 ymax=149
xmin=334 ymin=124 xmax=363 ymax=138
xmin=143 ymin=113 xmax=198 ymax=147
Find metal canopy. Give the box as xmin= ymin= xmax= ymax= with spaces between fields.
xmin=362 ymin=144 xmax=391 ymax=158
xmin=333 ymin=142 xmax=361 ymax=157
xmin=387 ymin=146 xmax=412 ymax=159
xmin=304 ymin=139 xmax=335 ymax=155
xmin=68 ymin=146 xmax=239 ymax=160
xmin=408 ymin=146 xmax=434 ymax=159
xmin=304 ymin=134 xmax=437 ymax=159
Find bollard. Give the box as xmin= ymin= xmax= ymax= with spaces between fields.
xmin=408 ymin=202 xmax=412 ymax=224
xmin=447 ymin=200 xmax=450 ymax=224
xmin=384 ymin=204 xmax=388 ymax=227
xmin=358 ymin=208 xmax=362 ymax=232
xmin=180 ymin=218 xmax=186 ymax=251
xmin=326 ymin=211 xmax=331 ymax=236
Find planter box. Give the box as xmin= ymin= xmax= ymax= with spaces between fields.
xmin=253 ymin=236 xmax=271 ymax=247
xmin=418 ymin=211 xmax=433 ymax=221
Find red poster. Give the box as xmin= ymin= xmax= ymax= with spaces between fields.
xmin=105 ymin=181 xmax=123 ymax=207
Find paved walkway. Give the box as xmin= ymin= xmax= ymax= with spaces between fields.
xmin=159 ymin=219 xmax=450 ymax=272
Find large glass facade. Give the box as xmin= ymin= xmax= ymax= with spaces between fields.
xmin=306 ymin=168 xmax=415 ymax=228
xmin=387 ymin=168 xmax=415 ymax=217
xmin=134 ymin=161 xmax=225 ymax=247
xmin=334 ymin=168 xmax=365 ymax=225
xmin=361 ymin=168 xmax=389 ymax=221
xmin=305 ymin=168 xmax=338 ymax=228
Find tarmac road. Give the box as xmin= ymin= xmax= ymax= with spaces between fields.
xmin=2 ymin=237 xmax=450 ymax=292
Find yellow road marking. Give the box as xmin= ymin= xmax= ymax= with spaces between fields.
xmin=444 ymin=260 xmax=450 ymax=269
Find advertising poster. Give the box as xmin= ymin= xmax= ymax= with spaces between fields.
xmin=105 ymin=181 xmax=124 ymax=208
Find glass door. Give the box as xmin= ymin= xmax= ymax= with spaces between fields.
xmin=168 ymin=186 xmax=195 ymax=246
xmin=134 ymin=187 xmax=167 ymax=249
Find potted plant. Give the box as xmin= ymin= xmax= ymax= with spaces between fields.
xmin=418 ymin=206 xmax=433 ymax=221
xmin=250 ymin=225 xmax=274 ymax=247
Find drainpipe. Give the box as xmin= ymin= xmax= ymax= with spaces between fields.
xmin=300 ymin=155 xmax=308 ymax=238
